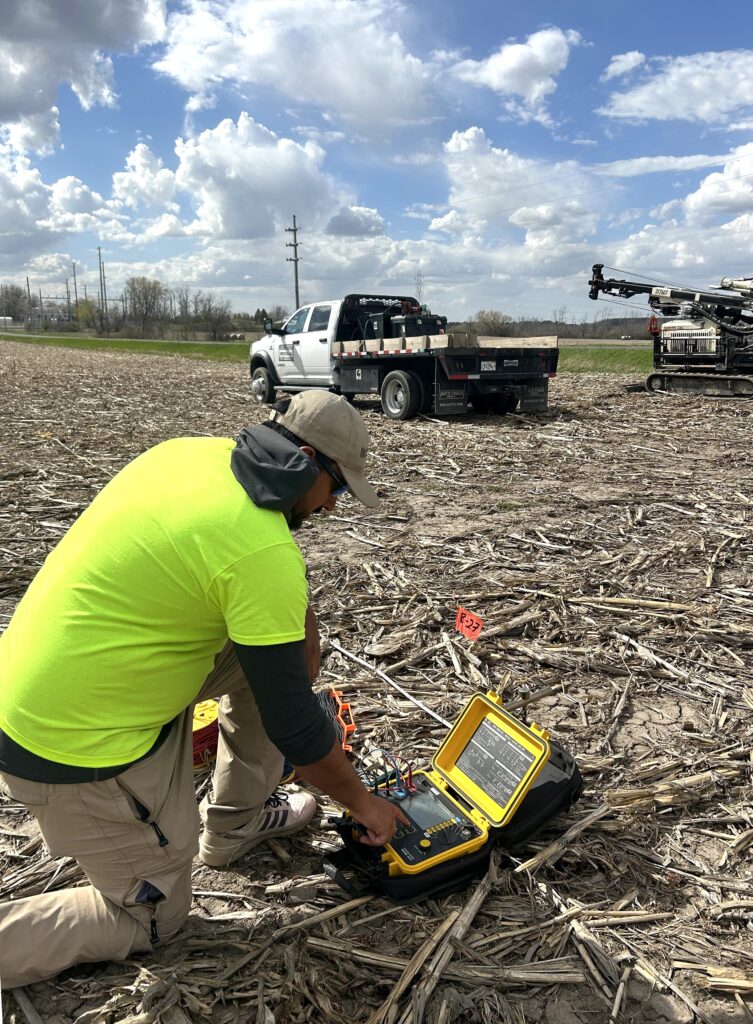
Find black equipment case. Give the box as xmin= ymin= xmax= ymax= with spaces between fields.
xmin=323 ymin=694 xmax=583 ymax=904
xmin=391 ymin=314 xmax=448 ymax=337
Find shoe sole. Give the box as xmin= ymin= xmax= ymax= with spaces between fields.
xmin=199 ymin=820 xmax=311 ymax=868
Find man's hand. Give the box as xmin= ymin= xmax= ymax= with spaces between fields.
xmin=293 ymin=740 xmax=408 ymax=846
xmin=350 ymin=793 xmax=410 ymax=847
xmin=304 ymin=606 xmax=320 ymax=683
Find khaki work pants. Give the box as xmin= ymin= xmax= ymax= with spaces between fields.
xmin=0 ymin=643 xmax=284 ymax=989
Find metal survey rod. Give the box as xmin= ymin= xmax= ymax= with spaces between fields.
xmin=329 ymin=639 xmax=451 ymax=729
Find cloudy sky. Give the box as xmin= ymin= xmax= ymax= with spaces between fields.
xmin=2 ymin=0 xmax=753 ymax=321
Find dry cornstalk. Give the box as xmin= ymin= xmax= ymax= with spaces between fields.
xmin=607 ymin=765 xmax=745 ymax=810
xmin=514 ymin=804 xmax=612 ymax=874
xmin=365 ymin=911 xmax=459 ymax=1024
xmin=397 ymin=855 xmax=498 ymax=1024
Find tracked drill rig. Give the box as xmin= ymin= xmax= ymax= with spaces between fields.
xmin=588 ymin=264 xmax=753 ymax=395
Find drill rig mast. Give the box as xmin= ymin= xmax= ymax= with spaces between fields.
xmin=588 ymin=264 xmax=753 ymax=395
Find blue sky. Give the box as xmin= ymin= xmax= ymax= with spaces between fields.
xmin=2 ymin=0 xmax=753 ymax=321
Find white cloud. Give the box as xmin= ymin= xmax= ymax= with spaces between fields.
xmin=139 ymin=214 xmax=187 ymax=241
xmin=601 ymin=51 xmax=645 ymax=81
xmin=393 ymin=152 xmax=436 ymax=166
xmin=25 ymin=252 xmax=75 ymax=280
xmin=431 ymin=48 xmax=466 ymax=65
xmin=428 ymin=209 xmax=466 ymax=234
xmin=326 ymin=206 xmax=384 ymax=237
xmin=0 ymin=152 xmax=59 ymax=266
xmin=51 ymin=177 xmax=104 ymax=216
xmin=608 ymin=207 xmax=644 ymax=227
xmin=1 ymin=108 xmax=61 ymax=156
xmin=173 ymin=113 xmax=348 ymax=239
xmin=112 ymin=144 xmax=177 ymax=210
xmin=294 ymin=127 xmax=347 ymax=145
xmin=437 ymin=126 xmax=595 ymax=243
xmin=0 ymin=2 xmax=166 ymax=153
xmin=404 ymin=202 xmax=445 ymax=220
xmin=154 ymin=0 xmax=430 ymax=125
xmin=508 ymin=200 xmax=598 ymax=249
xmin=452 ymin=28 xmax=582 ymax=125
xmin=597 ymin=153 xmax=732 ymax=177
xmin=682 ymin=144 xmax=753 ymax=223
xmin=599 ymin=49 xmax=753 ymax=123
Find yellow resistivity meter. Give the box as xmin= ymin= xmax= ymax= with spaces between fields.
xmin=373 ymin=691 xmax=551 ymax=877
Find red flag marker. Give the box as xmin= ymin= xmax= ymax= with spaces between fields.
xmin=455 ymin=606 xmax=484 ymax=641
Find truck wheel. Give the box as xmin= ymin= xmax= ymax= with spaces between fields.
xmin=250 ymin=366 xmax=276 ymax=405
xmin=415 ymin=376 xmax=433 ymax=414
xmin=381 ymin=370 xmax=421 ymax=420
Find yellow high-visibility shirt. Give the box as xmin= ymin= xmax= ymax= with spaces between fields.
xmin=0 ymin=437 xmax=307 ymax=767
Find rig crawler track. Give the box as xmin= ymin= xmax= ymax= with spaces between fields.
xmin=645 ymin=372 xmax=753 ymax=396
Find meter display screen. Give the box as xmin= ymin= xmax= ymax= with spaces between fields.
xmin=402 ymin=787 xmax=459 ymax=832
xmin=456 ymin=718 xmax=535 ymax=807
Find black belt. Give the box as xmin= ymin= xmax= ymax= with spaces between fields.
xmin=0 ymin=721 xmax=174 ymax=783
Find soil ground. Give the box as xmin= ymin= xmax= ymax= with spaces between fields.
xmin=1 ymin=341 xmax=751 ymax=1024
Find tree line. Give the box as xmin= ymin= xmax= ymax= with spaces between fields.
xmin=2 ymin=276 xmax=650 ymax=341
xmin=0 ymin=278 xmax=290 ymax=340
xmin=460 ymin=307 xmax=648 ymax=340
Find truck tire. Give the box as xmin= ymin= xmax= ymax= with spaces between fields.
xmin=250 ymin=366 xmax=276 ymax=405
xmin=381 ymin=370 xmax=422 ymax=420
xmin=415 ymin=375 xmax=433 ymax=414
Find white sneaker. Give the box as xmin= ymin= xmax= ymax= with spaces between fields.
xmin=199 ymin=789 xmax=317 ymax=867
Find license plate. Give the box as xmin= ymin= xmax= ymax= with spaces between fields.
xmin=480 ymin=360 xmax=496 ymax=371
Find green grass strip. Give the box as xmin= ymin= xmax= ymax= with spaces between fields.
xmin=558 ymin=346 xmax=652 ymax=373
xmin=0 ymin=334 xmax=248 ymax=362
xmin=2 ymin=334 xmax=653 ymax=373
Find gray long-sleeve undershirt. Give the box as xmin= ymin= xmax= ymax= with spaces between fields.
xmin=232 ymin=639 xmax=336 ymax=766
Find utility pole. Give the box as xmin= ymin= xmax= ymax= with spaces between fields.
xmin=285 ymin=214 xmax=301 ymax=309
xmin=25 ymin=276 xmax=33 ymax=327
xmin=72 ymin=262 xmax=79 ymax=319
xmin=97 ymin=246 xmax=104 ymax=315
xmin=65 ymin=279 xmax=72 ymax=321
xmin=102 ymin=261 xmax=109 ymax=320
xmin=38 ymin=288 xmax=43 ymax=328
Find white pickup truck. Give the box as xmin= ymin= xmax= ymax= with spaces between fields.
xmin=249 ymin=293 xmax=558 ymax=420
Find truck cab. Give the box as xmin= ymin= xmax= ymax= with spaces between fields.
xmin=250 ymin=301 xmax=340 ymax=397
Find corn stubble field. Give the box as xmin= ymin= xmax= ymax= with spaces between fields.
xmin=1 ymin=340 xmax=752 ymax=1024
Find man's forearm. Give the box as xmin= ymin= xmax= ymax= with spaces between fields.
xmin=293 ymin=739 xmax=371 ymax=814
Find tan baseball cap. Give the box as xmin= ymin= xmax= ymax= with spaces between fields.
xmin=270 ymin=391 xmax=380 ymax=507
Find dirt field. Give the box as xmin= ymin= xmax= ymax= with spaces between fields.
xmin=1 ymin=341 xmax=752 ymax=1024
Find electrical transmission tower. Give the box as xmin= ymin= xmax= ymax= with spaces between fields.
xmin=285 ymin=214 xmax=301 ymax=309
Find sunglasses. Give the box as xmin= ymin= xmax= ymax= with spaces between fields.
xmin=316 ymin=451 xmax=350 ymax=497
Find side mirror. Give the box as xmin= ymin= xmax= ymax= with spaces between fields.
xmin=263 ymin=317 xmax=273 ymax=333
